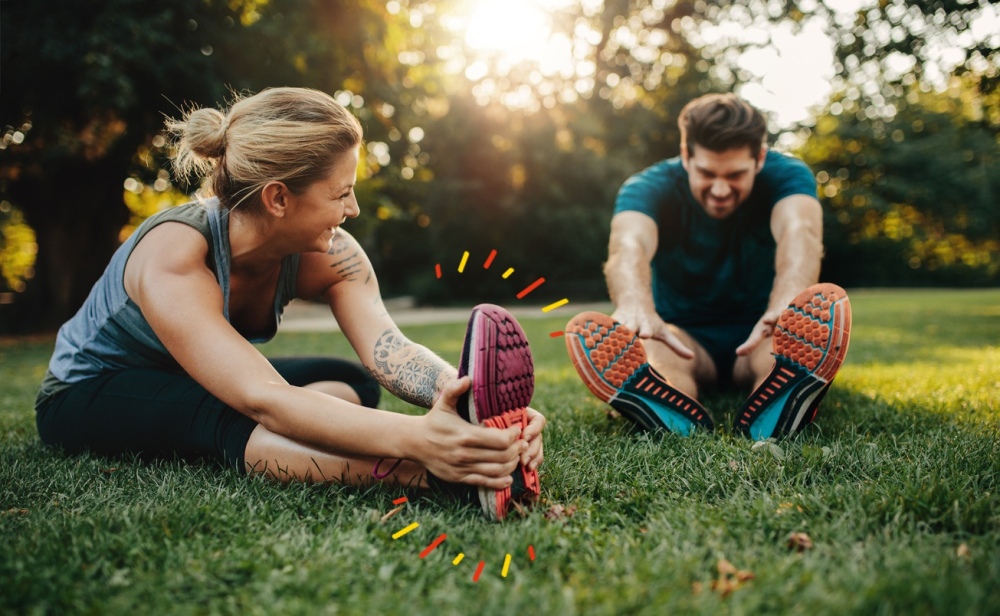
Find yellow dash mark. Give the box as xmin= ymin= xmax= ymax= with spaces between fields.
xmin=458 ymin=251 xmax=470 ymax=273
xmin=501 ymin=553 xmax=512 ymax=577
xmin=391 ymin=522 xmax=419 ymax=540
xmin=502 ymin=268 xmax=515 ymax=279
xmin=452 ymin=553 xmax=465 ymax=565
xmin=541 ymin=298 xmax=569 ymax=313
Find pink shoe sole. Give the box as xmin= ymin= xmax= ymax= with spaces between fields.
xmin=458 ymin=304 xmax=540 ymax=520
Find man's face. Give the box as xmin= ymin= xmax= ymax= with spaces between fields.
xmin=681 ymin=144 xmax=765 ymax=220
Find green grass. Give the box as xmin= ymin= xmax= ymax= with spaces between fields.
xmin=2 ymin=289 xmax=999 ymax=615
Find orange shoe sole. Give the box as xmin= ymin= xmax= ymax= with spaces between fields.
xmin=735 ymin=283 xmax=852 ymax=439
xmin=564 ymin=312 xmax=713 ymax=435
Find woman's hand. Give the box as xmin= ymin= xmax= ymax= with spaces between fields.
xmin=520 ymin=407 xmax=545 ymax=471
xmin=415 ymin=377 xmax=525 ymax=489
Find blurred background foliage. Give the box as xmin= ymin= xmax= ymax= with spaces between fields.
xmin=1 ymin=0 xmax=998 ymax=333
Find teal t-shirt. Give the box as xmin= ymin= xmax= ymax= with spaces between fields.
xmin=613 ymin=149 xmax=817 ymax=327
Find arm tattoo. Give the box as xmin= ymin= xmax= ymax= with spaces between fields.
xmin=369 ymin=328 xmax=451 ymax=408
xmin=327 ymin=235 xmax=369 ymax=283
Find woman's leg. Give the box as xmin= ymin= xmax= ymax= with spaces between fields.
xmin=243 ymin=425 xmax=428 ymax=487
xmin=243 ymin=356 xmax=427 ymax=486
xmin=36 ymin=369 xmax=258 ymax=471
xmin=36 ymin=358 xmax=421 ymax=488
xmin=267 ymin=356 xmax=380 ymax=408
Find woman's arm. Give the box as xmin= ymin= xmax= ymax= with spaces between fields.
xmin=124 ymin=222 xmax=521 ymax=487
xmin=298 ymin=229 xmax=545 ymax=471
xmin=298 ymin=229 xmax=456 ymax=407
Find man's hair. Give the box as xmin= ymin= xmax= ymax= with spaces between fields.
xmin=678 ymin=93 xmax=767 ymax=158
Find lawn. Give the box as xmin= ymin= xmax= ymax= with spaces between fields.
xmin=2 ymin=289 xmax=998 ymax=615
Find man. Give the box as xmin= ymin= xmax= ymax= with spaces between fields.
xmin=564 ymin=93 xmax=851 ymax=440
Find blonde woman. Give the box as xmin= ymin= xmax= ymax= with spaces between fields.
xmin=35 ymin=87 xmax=544 ymax=520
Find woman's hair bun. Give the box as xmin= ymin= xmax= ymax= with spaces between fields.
xmin=181 ymin=107 xmax=228 ymax=159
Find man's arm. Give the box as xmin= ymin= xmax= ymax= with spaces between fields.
xmin=736 ymin=194 xmax=823 ymax=355
xmin=605 ymin=211 xmax=694 ymax=358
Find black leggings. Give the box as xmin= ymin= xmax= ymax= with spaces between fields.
xmin=35 ymin=357 xmax=380 ymax=472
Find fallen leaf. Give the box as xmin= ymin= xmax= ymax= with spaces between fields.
xmin=712 ymin=578 xmax=739 ymax=598
xmin=728 ymin=460 xmax=740 ymax=472
xmin=776 ymin=502 xmax=804 ymax=516
xmin=545 ymin=504 xmax=577 ymax=521
xmin=3 ymin=508 xmax=29 ymax=516
xmin=706 ymin=558 xmax=755 ymax=597
xmin=100 ymin=467 xmax=117 ymax=474
xmin=787 ymin=532 xmax=814 ymax=551
xmin=957 ymin=543 xmax=970 ymax=559
xmin=691 ymin=581 xmax=704 ymax=595
xmin=717 ymin=558 xmax=737 ymax=576
xmin=379 ymin=506 xmax=404 ymax=522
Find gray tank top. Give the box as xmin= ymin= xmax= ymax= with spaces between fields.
xmin=37 ymin=198 xmax=300 ymax=405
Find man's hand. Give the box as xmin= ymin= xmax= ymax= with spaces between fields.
xmin=735 ymin=309 xmax=781 ymax=356
xmin=612 ymin=305 xmax=695 ymax=359
xmin=417 ymin=377 xmax=524 ymax=489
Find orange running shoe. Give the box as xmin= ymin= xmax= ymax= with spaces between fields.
xmin=735 ymin=283 xmax=852 ymax=440
xmin=564 ymin=312 xmax=714 ymax=435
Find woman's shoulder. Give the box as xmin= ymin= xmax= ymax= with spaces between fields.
xmin=141 ymin=198 xmax=218 ymax=235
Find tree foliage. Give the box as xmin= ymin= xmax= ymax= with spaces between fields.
xmin=2 ymin=0 xmax=997 ymax=332
xmin=801 ymin=78 xmax=999 ymax=286
xmin=0 ymin=0 xmax=402 ymax=330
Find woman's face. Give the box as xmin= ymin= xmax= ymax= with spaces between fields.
xmin=285 ymin=147 xmax=361 ymax=253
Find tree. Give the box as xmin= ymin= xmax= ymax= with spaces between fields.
xmin=0 ymin=0 xmax=411 ymax=331
xmin=800 ymin=79 xmax=999 ymax=286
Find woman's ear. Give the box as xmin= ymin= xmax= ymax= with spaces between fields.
xmin=260 ymin=181 xmax=289 ymax=218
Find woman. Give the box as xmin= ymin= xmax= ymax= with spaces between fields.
xmin=34 ymin=87 xmax=545 ymax=521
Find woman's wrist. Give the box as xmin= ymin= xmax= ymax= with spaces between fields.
xmin=393 ymin=413 xmax=427 ymax=464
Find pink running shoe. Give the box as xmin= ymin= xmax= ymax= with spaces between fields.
xmin=457 ymin=304 xmax=540 ymax=521
xmin=735 ymin=283 xmax=852 ymax=440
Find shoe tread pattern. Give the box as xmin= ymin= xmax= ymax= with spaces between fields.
xmin=736 ymin=283 xmax=852 ymax=438
xmin=565 ymin=312 xmax=713 ymax=432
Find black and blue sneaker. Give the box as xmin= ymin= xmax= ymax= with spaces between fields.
xmin=564 ymin=312 xmax=714 ymax=435
xmin=734 ymin=283 xmax=852 ymax=440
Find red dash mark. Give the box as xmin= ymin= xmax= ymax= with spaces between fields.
xmin=472 ymin=561 xmax=486 ymax=582
xmin=392 ymin=496 xmax=408 ymax=506
xmin=549 ymin=331 xmax=565 ymax=338
xmin=516 ymin=277 xmax=546 ymax=299
xmin=483 ymin=249 xmax=497 ymax=269
xmin=528 ymin=545 xmax=536 ymax=561
xmin=418 ymin=533 xmax=447 ymax=559
xmin=435 ymin=264 xmax=442 ymax=279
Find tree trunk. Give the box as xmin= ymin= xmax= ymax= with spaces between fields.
xmin=9 ymin=155 xmax=132 ymax=334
